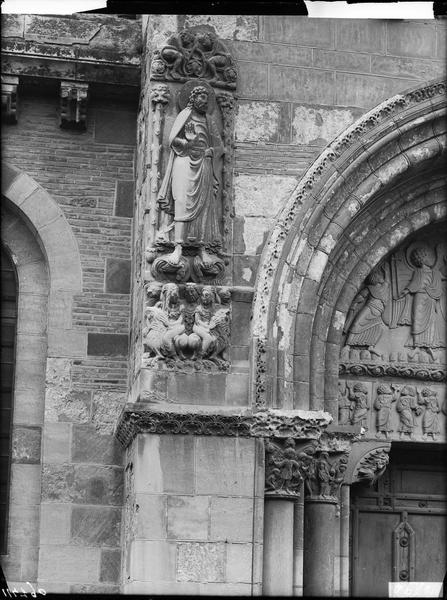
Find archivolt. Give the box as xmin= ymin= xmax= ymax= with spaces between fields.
xmin=251 ymin=78 xmax=446 ymax=413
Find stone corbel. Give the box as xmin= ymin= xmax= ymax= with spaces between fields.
xmin=2 ymin=75 xmax=19 ymax=124
xmin=60 ymin=81 xmax=89 ymax=131
xmin=343 ymin=440 xmax=391 ymax=486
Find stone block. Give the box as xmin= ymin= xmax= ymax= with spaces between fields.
xmin=70 ymin=584 xmax=120 ymax=594
xmin=234 ymin=173 xmax=297 ymax=218
xmin=128 ymin=540 xmax=176 ymax=582
xmin=43 ymin=422 xmax=71 ymax=463
xmin=335 ymin=72 xmax=416 ymax=110
xmin=437 ymin=27 xmax=447 ymax=60
xmin=47 ymin=329 xmax=87 ymax=358
xmin=226 ymin=543 xmax=253 ymax=583
xmin=45 ymin=389 xmax=91 ymax=424
xmin=292 ymin=105 xmax=359 ymax=145
xmin=199 ymin=582 xmax=253 ymax=595
xmin=2 ymin=14 xmax=25 ymax=38
xmin=25 ymin=14 xmax=101 ymax=43
xmin=15 ymin=334 xmax=47 ymax=365
xmin=167 ymin=495 xmax=209 ymax=541
xmin=370 ymin=55 xmax=444 ymax=81
xmin=40 ymin=503 xmax=71 ymax=544
xmin=235 ymin=100 xmax=292 ymax=144
xmin=195 ymin=437 xmax=255 ymax=496
xmin=139 ymin=369 xmax=168 ymax=402
xmin=387 ymin=22 xmax=436 ymax=58
xmin=237 ymin=61 xmax=269 ymax=99
xmin=71 ymin=505 xmax=121 ymax=546
xmin=239 ymin=216 xmax=271 ymax=255
xmin=94 ymin=109 xmax=136 ymax=145
xmin=20 ymin=188 xmax=64 ymax=230
xmin=135 ymin=493 xmax=167 ymax=539
xmin=233 ymin=255 xmax=259 ymax=287
xmin=100 ymin=549 xmax=121 ymax=584
xmin=114 ymin=180 xmax=134 ymax=218
xmin=335 ymin=20 xmax=386 ymax=54
xmin=166 ymin=372 xmax=226 ymax=405
xmin=9 ymin=464 xmax=41 ymax=506
xmin=176 ymin=542 xmax=225 ymax=583
xmin=134 ymin=435 xmax=195 ymax=494
xmin=21 ymin=547 xmax=39 ymax=581
xmin=105 ymin=258 xmax=131 ymax=294
xmin=263 ymin=16 xmax=334 ymax=48
xmin=272 ymin=66 xmax=335 ymax=105
xmin=210 ymin=497 xmax=253 ymax=542
xmin=92 ymin=390 xmax=125 ymax=436
xmin=7 ymin=505 xmax=39 ymax=546
xmin=16 ymin=293 xmax=47 ymax=334
xmin=87 ymin=332 xmax=129 ymax=357
xmin=225 ymin=373 xmax=249 ymax=406
xmin=228 ymin=39 xmax=312 ymax=67
xmin=38 ymin=545 xmax=101 ymax=584
xmin=182 ymin=15 xmax=258 ymax=41
xmin=13 ymin=388 xmax=44 ymax=425
xmin=72 ymin=424 xmax=122 ymax=465
xmin=0 ymin=544 xmax=21 ymax=581
xmin=231 ymin=301 xmax=251 ymax=347
xmin=124 ymin=581 xmax=200 ymax=594
xmin=313 ymin=48 xmax=370 ymax=73
xmin=11 ymin=426 xmax=41 ymax=464
xmin=48 ymin=290 xmax=73 ymax=330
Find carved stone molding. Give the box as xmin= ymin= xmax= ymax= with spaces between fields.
xmin=343 ymin=440 xmax=391 ymax=486
xmin=115 ymin=406 xmax=333 ymax=448
xmin=1 ymin=74 xmax=18 ymax=124
xmin=339 ymin=361 xmax=446 ymax=383
xmin=60 ymin=81 xmax=88 ymax=131
xmin=150 ymin=30 xmax=237 ymax=90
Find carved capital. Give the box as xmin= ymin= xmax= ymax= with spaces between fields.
xmin=265 ymin=438 xmax=316 ymax=499
xmin=60 ymin=81 xmax=89 ymax=131
xmin=2 ymin=74 xmax=19 ymax=124
xmin=303 ymin=450 xmax=349 ymax=502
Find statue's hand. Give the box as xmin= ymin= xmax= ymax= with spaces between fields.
xmin=184 ymin=121 xmax=196 ymax=141
xmin=204 ymin=148 xmax=213 ymax=158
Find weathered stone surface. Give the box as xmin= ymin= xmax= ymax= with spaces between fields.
xmin=1 ymin=14 xmax=25 ymax=38
xmin=335 ymin=20 xmax=386 ymax=54
xmin=43 ymin=422 xmax=71 ymax=463
xmin=70 ymin=584 xmax=120 ymax=594
xmin=370 ymin=55 xmax=445 ymax=81
xmin=234 ymin=173 xmax=297 ymax=219
xmin=40 ymin=503 xmax=71 ymax=544
xmin=210 ymin=497 xmax=253 ymax=542
xmin=231 ymin=301 xmax=252 ymax=347
xmin=129 ymin=540 xmax=176 ymax=582
xmin=313 ymin=48 xmax=370 ymax=73
xmin=72 ymin=424 xmax=122 ymax=465
xmin=228 ymin=40 xmax=312 ymax=66
xmin=182 ymin=15 xmax=258 ymax=41
xmin=94 ymin=109 xmax=136 ymax=145
xmin=7 ymin=505 xmax=39 ymax=546
xmin=270 ymin=66 xmax=335 ymax=105
xmin=166 ymin=372 xmax=226 ymax=405
xmin=71 ymin=505 xmax=121 ymax=546
xmin=42 ymin=464 xmax=123 ymax=505
xmin=233 ymin=254 xmax=259 ymax=287
xmin=100 ymin=549 xmax=121 ymax=584
xmin=39 ymin=545 xmax=101 ymax=584
xmin=91 ymin=390 xmax=124 ymax=436
xmin=263 ymin=16 xmax=334 ymax=48
xmin=226 ymin=543 xmax=253 ymax=583
xmin=11 ymin=426 xmax=41 ymax=464
xmin=24 ymin=15 xmax=101 ymax=44
xmin=225 ymin=374 xmax=249 ymax=406
xmin=335 ymin=72 xmax=416 ymax=109
xmin=10 ymin=464 xmax=41 ymax=506
xmin=105 ymin=258 xmax=131 ymax=294
xmin=45 ymin=389 xmax=92 ymax=424
xmin=177 ymin=542 xmax=225 ymax=583
xmin=195 ymin=437 xmax=255 ymax=496
xmin=135 ymin=494 xmax=167 ymax=539
xmin=237 ymin=61 xmax=269 ymax=99
xmin=115 ymin=180 xmax=134 ymax=218
xmin=386 ymin=22 xmax=437 ymax=58
xmin=235 ymin=101 xmax=292 ymax=143
xmin=292 ymin=105 xmax=359 ymax=145
xmin=87 ymin=332 xmax=129 ymax=357
xmin=167 ymin=495 xmax=209 ymax=540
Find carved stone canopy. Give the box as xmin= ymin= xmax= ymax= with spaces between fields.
xmin=1 ymin=74 xmax=19 ymax=124
xmin=150 ymin=30 xmax=237 ymax=90
xmin=60 ymin=81 xmax=89 ymax=131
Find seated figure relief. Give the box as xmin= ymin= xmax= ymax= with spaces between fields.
xmin=143 ymin=282 xmax=231 ymax=370
xmin=342 ymin=238 xmax=447 ymax=371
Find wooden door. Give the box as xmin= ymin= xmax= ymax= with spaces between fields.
xmin=350 ymin=444 xmax=446 ymax=597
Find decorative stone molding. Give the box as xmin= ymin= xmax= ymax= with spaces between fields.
xmin=60 ymin=81 xmax=89 ymax=131
xmin=150 ymin=30 xmax=237 ymax=90
xmin=216 ymin=91 xmax=236 ymax=251
xmin=1 ymin=74 xmax=19 ymax=124
xmin=115 ymin=406 xmax=333 ymax=448
xmin=250 ymin=78 xmax=447 ymax=410
xmin=339 ymin=361 xmax=446 ymax=382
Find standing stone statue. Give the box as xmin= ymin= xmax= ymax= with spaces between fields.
xmin=157 ymin=83 xmax=224 ymax=269
xmin=417 ymin=387 xmax=441 ymax=440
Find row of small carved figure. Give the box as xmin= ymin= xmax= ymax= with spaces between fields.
xmin=338 ymin=382 xmax=446 ymax=440
xmin=143 ymin=281 xmax=231 ymax=366
xmin=340 ymin=346 xmax=445 ymax=365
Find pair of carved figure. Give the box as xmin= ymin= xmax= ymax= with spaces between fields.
xmin=344 ymin=242 xmax=446 ymax=362
xmin=143 ymin=282 xmax=230 ymax=366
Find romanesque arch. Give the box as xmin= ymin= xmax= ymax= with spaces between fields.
xmin=251 ymin=78 xmax=446 ymax=416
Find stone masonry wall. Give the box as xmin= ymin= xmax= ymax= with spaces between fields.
xmin=1 ymin=15 xmax=140 ymax=588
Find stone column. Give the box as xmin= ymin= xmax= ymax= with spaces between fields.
xmin=263 ymin=498 xmax=294 ymax=596
xmin=292 ymin=482 xmax=305 ymax=596
xmin=302 ymin=450 xmax=349 ymax=597
xmin=339 ymin=484 xmax=350 ymax=596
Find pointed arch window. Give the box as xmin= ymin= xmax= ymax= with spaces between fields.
xmin=0 ymin=244 xmax=18 ymax=554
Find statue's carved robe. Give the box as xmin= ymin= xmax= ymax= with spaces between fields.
xmin=346 ymin=279 xmax=390 ymax=347
xmin=158 ymin=106 xmax=224 ymax=246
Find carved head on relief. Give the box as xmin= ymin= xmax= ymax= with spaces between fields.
xmin=187 ymin=85 xmax=209 ymax=114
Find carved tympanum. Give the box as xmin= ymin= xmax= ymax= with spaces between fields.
xmin=143 ymin=282 xmax=231 ymax=370
xmin=146 ymin=80 xmax=228 ymax=284
xmin=150 ymin=30 xmax=237 ymax=89
xmin=342 ymin=236 xmax=447 ymax=379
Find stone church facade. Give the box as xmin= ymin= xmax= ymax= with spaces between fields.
xmin=1 ymin=13 xmax=446 ymax=596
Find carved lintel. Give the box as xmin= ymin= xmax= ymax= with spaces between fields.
xmin=150 ymin=30 xmax=237 ymax=90
xmin=60 ymin=81 xmax=88 ymax=131
xmin=1 ymin=74 xmax=19 ymax=124
xmin=115 ymin=406 xmax=333 ymax=448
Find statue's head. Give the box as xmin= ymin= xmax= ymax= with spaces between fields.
xmin=367 ymin=266 xmax=385 ymax=285
xmin=188 ymin=85 xmax=209 ymax=114
xmin=201 ymin=286 xmax=215 ymax=306
xmin=401 ymin=385 xmax=415 ymax=397
xmin=184 ymin=282 xmax=200 ymax=303
xmin=377 ymin=383 xmax=392 ymax=395
xmin=353 ymin=382 xmax=368 ymax=396
xmin=162 ymin=282 xmax=180 ymax=305
xmin=410 ymin=245 xmax=435 ymax=268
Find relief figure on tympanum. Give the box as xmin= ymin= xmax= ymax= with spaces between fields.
xmin=374 ymin=383 xmax=399 ymax=439
xmin=417 ymin=386 xmax=441 ymax=440
xmin=396 ymin=385 xmax=421 ymax=440
xmin=155 ymin=81 xmax=225 ymax=277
